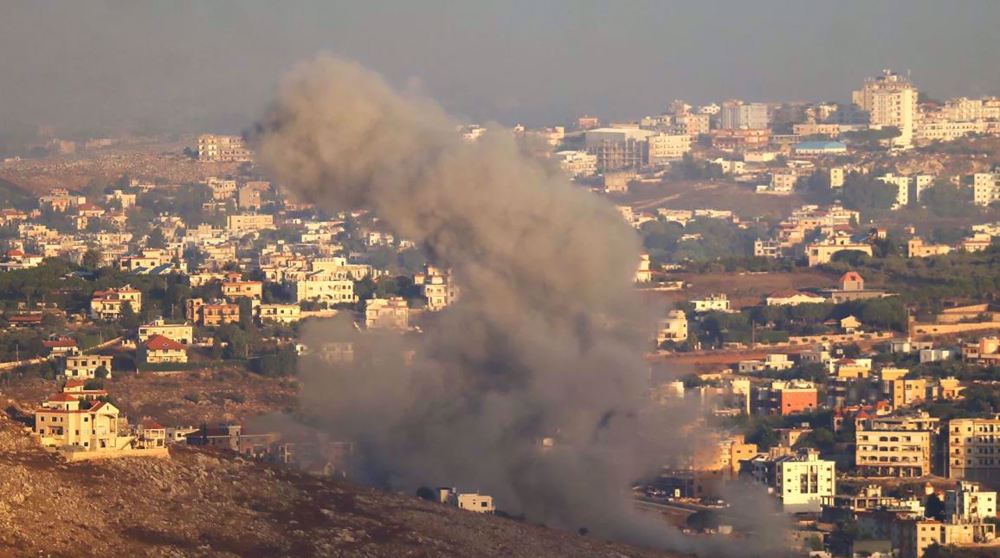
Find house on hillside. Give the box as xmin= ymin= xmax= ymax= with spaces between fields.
xmin=139 ymin=335 xmax=188 ymax=365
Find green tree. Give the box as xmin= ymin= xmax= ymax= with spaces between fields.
xmin=94 ymin=365 xmax=110 ymax=379
xmin=841 ymin=172 xmax=898 ymax=215
xmin=119 ymin=301 xmax=140 ymax=330
xmin=82 ymin=248 xmax=102 ymax=270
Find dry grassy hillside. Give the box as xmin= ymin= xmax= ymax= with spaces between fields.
xmin=0 ymin=411 xmax=681 ymax=558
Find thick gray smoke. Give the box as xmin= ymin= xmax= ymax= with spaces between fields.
xmin=253 ymin=55 xmax=787 ymax=556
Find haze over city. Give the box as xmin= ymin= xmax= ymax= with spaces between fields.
xmin=2 ymin=0 xmax=1000 ymax=140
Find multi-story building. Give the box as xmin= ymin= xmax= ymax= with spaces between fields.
xmin=221 ymin=280 xmax=263 ymax=301
xmin=226 ymin=214 xmax=275 ymax=233
xmin=948 ymin=417 xmax=1000 ymax=482
xmin=805 ymin=233 xmax=873 ymax=266
xmin=907 ymin=238 xmax=952 ymax=258
xmin=719 ymin=100 xmax=769 ymax=130
xmin=855 ymin=413 xmax=940 ymax=477
xmin=972 ymin=173 xmax=1000 ymax=207
xmin=138 ymin=319 xmax=193 ymax=345
xmin=554 ymin=150 xmax=597 ymax=177
xmin=753 ymin=239 xmax=782 ymax=259
xmin=365 ymin=297 xmax=409 ymax=330
xmin=646 ymin=133 xmax=692 ymax=165
xmin=90 ymin=285 xmax=142 ymax=320
xmin=291 ymin=278 xmax=356 ymax=304
xmin=773 ymin=449 xmax=836 ymax=513
xmin=883 ymin=377 xmax=928 ymax=410
xmin=138 ymin=335 xmax=188 ymax=365
xmin=852 ymin=70 xmax=918 ymax=148
xmin=655 ymin=310 xmax=688 ymax=346
xmin=420 ymin=269 xmax=460 ymax=311
xmin=945 ymin=481 xmax=997 ymax=521
xmin=62 ymin=353 xmax=114 ymax=379
xmin=197 ymin=134 xmax=252 ymax=162
xmin=34 ymin=392 xmax=126 ymax=451
xmin=893 ymin=518 xmax=995 ymax=558
xmin=584 ymin=128 xmax=653 ymax=172
xmin=257 ymin=303 xmax=301 ymax=324
xmin=185 ymin=299 xmax=241 ymax=326
xmin=768 ymin=380 xmax=818 ymax=416
xmin=690 ymin=294 xmax=731 ymax=313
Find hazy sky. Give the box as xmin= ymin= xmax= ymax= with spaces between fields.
xmin=2 ymin=0 xmax=999 ymax=138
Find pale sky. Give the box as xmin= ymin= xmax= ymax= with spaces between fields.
xmin=1 ymin=0 xmax=999 ymax=139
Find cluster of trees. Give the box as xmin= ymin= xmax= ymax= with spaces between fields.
xmin=642 ymin=218 xmax=767 ymax=264
xmin=687 ymin=296 xmax=907 ymax=348
xmin=669 ymin=153 xmax=725 ymax=181
xmin=823 ymin=245 xmax=1000 ymax=305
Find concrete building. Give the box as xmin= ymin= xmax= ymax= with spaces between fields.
xmin=437 ymin=488 xmax=495 ymax=514
xmin=555 ymin=150 xmax=597 ymax=177
xmin=62 ymin=353 xmax=114 ymax=380
xmin=257 ymin=303 xmax=301 ymax=324
xmin=138 ymin=319 xmax=193 ymax=345
xmin=656 ymin=310 xmax=688 ymax=346
xmin=774 ymin=449 xmax=836 ymax=513
xmin=646 ymin=133 xmax=692 ymax=165
xmin=720 ymin=100 xmax=769 ymax=130
xmin=852 ymin=70 xmax=918 ymax=148
xmin=806 ymin=234 xmax=873 ymax=266
xmin=945 ymin=482 xmax=997 ymax=522
xmin=584 ymin=127 xmax=653 ymax=172
xmin=291 ymin=278 xmax=356 ymax=304
xmin=34 ymin=393 xmax=127 ymax=451
xmin=139 ymin=334 xmax=188 ymax=365
xmin=907 ymin=238 xmax=952 ymax=258
xmin=855 ymin=413 xmax=939 ymax=477
xmin=754 ymin=239 xmax=782 ymax=258
xmin=222 ymin=280 xmax=263 ymax=301
xmin=948 ymin=417 xmax=1000 ymax=482
xmin=421 ymin=270 xmax=460 ymax=311
xmin=90 ymin=285 xmax=142 ymax=320
xmin=690 ymin=294 xmax=731 ymax=313
xmin=893 ymin=518 xmax=996 ymax=558
xmin=972 ymin=172 xmax=1000 ymax=207
xmin=226 ymin=214 xmax=275 ymax=233
xmin=365 ymin=297 xmax=409 ymax=330
xmin=186 ymin=299 xmax=241 ymax=327
xmin=197 ymin=134 xmax=252 ymax=162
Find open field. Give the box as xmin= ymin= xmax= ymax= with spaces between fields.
xmin=642 ymin=269 xmax=840 ymax=310
xmin=612 ymin=180 xmax=805 ymax=219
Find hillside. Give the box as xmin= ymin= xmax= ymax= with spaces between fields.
xmin=0 ymin=413 xmax=680 ymax=558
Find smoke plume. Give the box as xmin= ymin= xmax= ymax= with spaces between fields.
xmin=253 ymin=55 xmax=787 ymax=555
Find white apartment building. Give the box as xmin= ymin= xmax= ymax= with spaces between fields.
xmin=972 ymin=173 xmax=1000 ymax=207
xmin=774 ymin=449 xmax=836 ymax=513
xmin=646 ymin=133 xmax=692 ymax=165
xmin=852 ymin=70 xmax=918 ymax=148
xmin=555 ymin=150 xmax=597 ymax=177
xmin=656 ymin=310 xmax=688 ymax=346
xmin=945 ymin=482 xmax=997 ymax=522
xmin=690 ymin=294 xmax=731 ymax=313
xmin=291 ymin=278 xmax=356 ymax=304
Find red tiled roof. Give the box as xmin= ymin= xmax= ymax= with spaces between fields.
xmin=142 ymin=421 xmax=165 ymax=430
xmin=64 ymin=379 xmax=86 ymax=389
xmin=840 ymin=271 xmax=863 ymax=283
xmin=44 ymin=339 xmax=77 ymax=348
xmin=47 ymin=393 xmax=78 ymax=402
xmin=144 ymin=334 xmax=185 ymax=351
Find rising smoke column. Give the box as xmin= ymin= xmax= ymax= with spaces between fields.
xmin=253 ymin=55 xmax=786 ymax=555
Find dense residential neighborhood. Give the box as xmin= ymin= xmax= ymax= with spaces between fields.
xmin=2 ymin=53 xmax=1000 ymax=558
